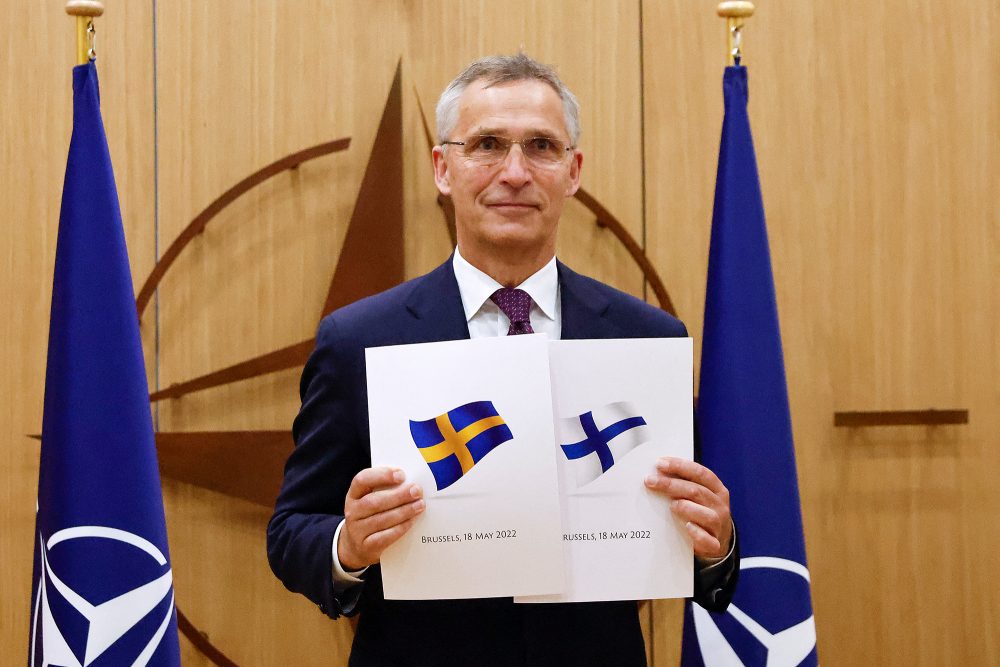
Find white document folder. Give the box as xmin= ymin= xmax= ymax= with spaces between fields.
xmin=517 ymin=338 xmax=695 ymax=603
xmin=366 ymin=334 xmax=564 ymax=600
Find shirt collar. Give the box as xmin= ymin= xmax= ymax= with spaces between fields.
xmin=452 ymin=248 xmax=559 ymax=322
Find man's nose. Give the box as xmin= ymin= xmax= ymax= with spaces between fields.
xmin=497 ymin=144 xmax=532 ymax=188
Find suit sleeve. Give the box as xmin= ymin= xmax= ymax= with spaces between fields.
xmin=266 ymin=316 xmax=368 ymax=619
xmin=691 ymin=396 xmax=740 ymax=612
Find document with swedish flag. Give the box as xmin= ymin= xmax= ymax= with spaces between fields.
xmin=518 ymin=338 xmax=695 ymax=603
xmin=366 ymin=334 xmax=564 ymax=600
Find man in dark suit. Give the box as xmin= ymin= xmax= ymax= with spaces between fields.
xmin=268 ymin=53 xmax=738 ymax=666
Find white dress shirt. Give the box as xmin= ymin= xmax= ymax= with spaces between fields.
xmin=452 ymin=248 xmax=561 ymax=341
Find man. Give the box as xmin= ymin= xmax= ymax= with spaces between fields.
xmin=268 ymin=54 xmax=738 ymax=666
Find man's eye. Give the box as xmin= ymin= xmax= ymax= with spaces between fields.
xmin=529 ymin=137 xmax=554 ymax=152
xmin=474 ymin=136 xmax=502 ymax=152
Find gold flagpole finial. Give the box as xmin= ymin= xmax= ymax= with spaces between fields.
xmin=66 ymin=1 xmax=104 ymax=65
xmin=717 ymin=1 xmax=755 ymax=66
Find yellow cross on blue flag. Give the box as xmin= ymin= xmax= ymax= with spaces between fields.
xmin=409 ymin=401 xmax=514 ymax=490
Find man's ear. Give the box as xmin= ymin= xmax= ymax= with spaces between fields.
xmin=565 ymin=150 xmax=583 ymax=197
xmin=432 ymin=146 xmax=452 ymax=196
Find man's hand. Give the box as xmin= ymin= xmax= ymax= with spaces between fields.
xmin=645 ymin=457 xmax=733 ymax=561
xmin=338 ymin=467 xmax=425 ymax=571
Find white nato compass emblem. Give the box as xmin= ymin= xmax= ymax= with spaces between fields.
xmin=30 ymin=526 xmax=175 ymax=667
xmin=693 ymin=557 xmax=817 ymax=667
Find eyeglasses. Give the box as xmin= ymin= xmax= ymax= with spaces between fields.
xmin=441 ymin=135 xmax=575 ymax=167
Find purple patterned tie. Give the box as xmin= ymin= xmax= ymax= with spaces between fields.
xmin=491 ymin=288 xmax=535 ymax=335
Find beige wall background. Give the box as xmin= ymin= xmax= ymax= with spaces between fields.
xmin=3 ymin=1 xmax=997 ymax=664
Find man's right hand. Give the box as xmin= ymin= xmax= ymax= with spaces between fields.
xmin=337 ymin=466 xmax=425 ymax=571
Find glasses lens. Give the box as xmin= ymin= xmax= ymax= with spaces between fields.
xmin=460 ymin=135 xmax=569 ymax=166
xmin=464 ymin=135 xmax=511 ymax=163
xmin=524 ymin=137 xmax=567 ymax=164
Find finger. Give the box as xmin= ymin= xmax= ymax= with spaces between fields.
xmin=347 ymin=467 xmax=405 ymax=501
xmin=645 ymin=474 xmax=717 ymax=507
xmin=356 ymin=498 xmax=426 ymax=535
xmin=348 ymin=482 xmax=422 ymax=522
xmin=670 ymin=499 xmax=723 ymax=537
xmin=655 ymin=458 xmax=727 ymax=496
xmin=684 ymin=521 xmax=724 ymax=559
xmin=362 ymin=515 xmax=420 ymax=557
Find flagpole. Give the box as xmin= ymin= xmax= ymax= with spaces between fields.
xmin=716 ymin=1 xmax=755 ymax=65
xmin=65 ymin=0 xmax=104 ymax=65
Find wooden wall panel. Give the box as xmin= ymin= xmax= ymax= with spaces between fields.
xmin=639 ymin=7 xmax=720 ymax=664
xmin=813 ymin=1 xmax=999 ymax=662
xmin=644 ymin=1 xmax=1000 ymax=664
xmin=0 ymin=1 xmax=155 ymax=660
xmin=153 ymin=1 xmax=409 ymax=663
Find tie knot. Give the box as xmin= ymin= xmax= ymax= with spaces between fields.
xmin=491 ymin=288 xmax=535 ymax=335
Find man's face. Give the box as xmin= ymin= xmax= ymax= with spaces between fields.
xmin=432 ymin=79 xmax=583 ymax=261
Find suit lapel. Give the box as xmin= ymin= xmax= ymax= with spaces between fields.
xmin=403 ymin=258 xmax=471 ymax=343
xmin=558 ymin=261 xmax=624 ymax=341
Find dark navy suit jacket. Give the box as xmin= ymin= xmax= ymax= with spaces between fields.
xmin=267 ymin=259 xmax=738 ymax=666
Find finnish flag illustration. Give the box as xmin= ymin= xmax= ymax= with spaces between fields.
xmin=559 ymin=402 xmax=650 ymax=486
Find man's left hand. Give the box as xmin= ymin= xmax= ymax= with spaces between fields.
xmin=645 ymin=457 xmax=733 ymax=561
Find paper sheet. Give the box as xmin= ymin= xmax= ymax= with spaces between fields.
xmin=366 ymin=334 xmax=564 ymax=599
xmin=516 ymin=338 xmax=694 ymax=603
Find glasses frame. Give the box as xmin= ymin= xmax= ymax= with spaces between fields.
xmin=441 ymin=134 xmax=576 ymax=168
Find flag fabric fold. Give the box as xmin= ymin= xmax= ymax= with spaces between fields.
xmin=28 ymin=62 xmax=180 ymax=667
xmin=558 ymin=401 xmax=649 ymax=487
xmin=410 ymin=400 xmax=514 ymax=490
xmin=681 ymin=65 xmax=817 ymax=666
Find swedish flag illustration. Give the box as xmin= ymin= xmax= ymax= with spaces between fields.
xmin=410 ymin=401 xmax=514 ymax=490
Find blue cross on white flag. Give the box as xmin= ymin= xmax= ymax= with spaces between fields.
xmin=558 ymin=402 xmax=649 ymax=487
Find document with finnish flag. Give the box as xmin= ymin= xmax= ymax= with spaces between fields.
xmin=366 ymin=334 xmax=565 ymax=600
xmin=517 ymin=338 xmax=695 ymax=603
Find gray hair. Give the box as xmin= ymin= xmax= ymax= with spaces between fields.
xmin=435 ymin=53 xmax=581 ymax=146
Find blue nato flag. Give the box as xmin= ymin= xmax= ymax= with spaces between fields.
xmin=27 ymin=62 xmax=180 ymax=666
xmin=680 ymin=65 xmax=817 ymax=666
